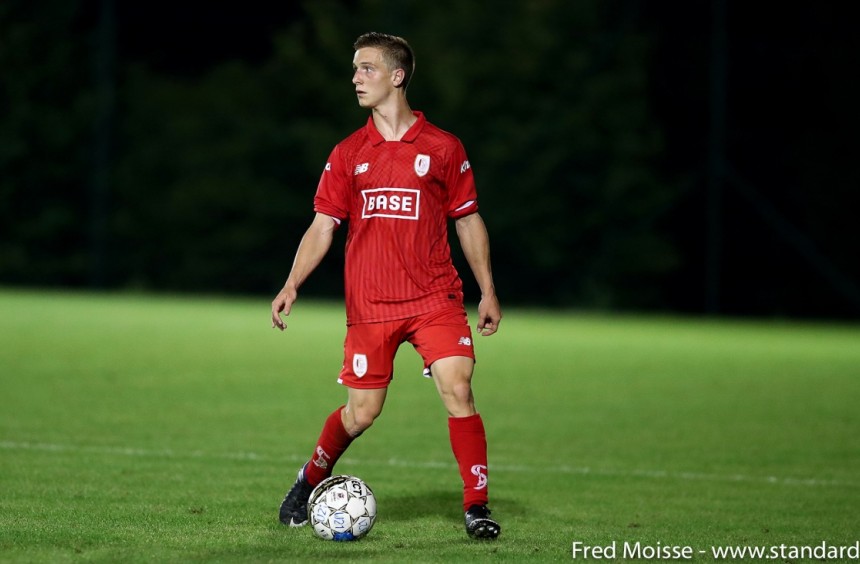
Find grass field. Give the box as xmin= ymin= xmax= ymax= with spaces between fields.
xmin=1 ymin=289 xmax=859 ymax=562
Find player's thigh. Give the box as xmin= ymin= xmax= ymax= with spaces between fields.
xmin=429 ymin=355 xmax=476 ymax=416
xmin=429 ymin=355 xmax=475 ymax=390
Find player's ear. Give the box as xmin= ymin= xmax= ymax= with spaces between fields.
xmin=391 ymin=68 xmax=405 ymax=87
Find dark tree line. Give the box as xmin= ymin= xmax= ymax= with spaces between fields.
xmin=1 ymin=0 xmax=857 ymax=318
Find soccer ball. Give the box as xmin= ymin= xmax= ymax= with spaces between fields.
xmin=307 ymin=475 xmax=377 ymax=541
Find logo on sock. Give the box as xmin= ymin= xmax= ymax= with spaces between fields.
xmin=471 ymin=464 xmax=488 ymax=490
xmin=313 ymin=446 xmax=330 ymax=469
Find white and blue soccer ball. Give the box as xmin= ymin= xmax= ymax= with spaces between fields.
xmin=307 ymin=475 xmax=377 ymax=541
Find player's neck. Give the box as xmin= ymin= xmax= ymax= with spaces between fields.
xmin=370 ymin=97 xmax=416 ymax=142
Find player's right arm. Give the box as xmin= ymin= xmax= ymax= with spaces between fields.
xmin=271 ymin=212 xmax=339 ymax=330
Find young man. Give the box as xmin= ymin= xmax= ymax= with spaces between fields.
xmin=270 ymin=32 xmax=502 ymax=540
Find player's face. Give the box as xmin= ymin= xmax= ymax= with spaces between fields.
xmin=352 ymin=47 xmax=398 ymax=108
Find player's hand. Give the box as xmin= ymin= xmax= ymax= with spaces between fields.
xmin=476 ymin=294 xmax=502 ymax=336
xmin=271 ymin=286 xmax=298 ymax=331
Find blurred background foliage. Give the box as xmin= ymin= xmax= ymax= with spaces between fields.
xmin=1 ymin=0 xmax=857 ymax=317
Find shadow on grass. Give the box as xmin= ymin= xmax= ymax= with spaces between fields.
xmin=383 ymin=490 xmax=526 ymax=522
xmin=382 ymin=490 xmax=460 ymax=522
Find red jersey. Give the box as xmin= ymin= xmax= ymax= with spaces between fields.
xmin=314 ymin=111 xmax=479 ymax=325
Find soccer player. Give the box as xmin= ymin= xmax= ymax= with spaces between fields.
xmin=270 ymin=32 xmax=502 ymax=540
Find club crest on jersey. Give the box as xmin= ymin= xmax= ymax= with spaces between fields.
xmin=414 ymin=154 xmax=430 ymax=177
xmin=361 ymin=188 xmax=420 ymax=220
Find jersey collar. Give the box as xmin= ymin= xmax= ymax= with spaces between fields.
xmin=365 ymin=111 xmax=426 ymax=145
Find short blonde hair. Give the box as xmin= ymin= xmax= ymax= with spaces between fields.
xmin=354 ymin=32 xmax=415 ymax=89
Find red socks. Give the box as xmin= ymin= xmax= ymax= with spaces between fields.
xmin=304 ymin=406 xmax=355 ymax=487
xmin=448 ymin=413 xmax=490 ymax=511
xmin=302 ymin=407 xmax=490 ymax=511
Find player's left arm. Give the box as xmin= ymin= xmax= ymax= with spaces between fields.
xmin=455 ymin=212 xmax=502 ymax=336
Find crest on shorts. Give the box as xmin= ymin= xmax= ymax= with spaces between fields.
xmin=414 ymin=154 xmax=430 ymax=177
xmin=352 ymin=354 xmax=368 ymax=378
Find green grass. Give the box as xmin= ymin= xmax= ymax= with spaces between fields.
xmin=1 ymin=288 xmax=859 ymax=562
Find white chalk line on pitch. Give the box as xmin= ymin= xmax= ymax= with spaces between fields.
xmin=1 ymin=440 xmax=856 ymax=490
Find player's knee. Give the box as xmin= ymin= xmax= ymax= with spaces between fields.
xmin=453 ymin=381 xmax=475 ymax=405
xmin=344 ymin=405 xmax=381 ymax=435
xmin=440 ymin=379 xmax=474 ymax=407
xmin=351 ymin=413 xmax=376 ymax=434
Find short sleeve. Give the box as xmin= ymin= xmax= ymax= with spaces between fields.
xmin=446 ymin=139 xmax=479 ymax=219
xmin=313 ymin=144 xmax=351 ymax=221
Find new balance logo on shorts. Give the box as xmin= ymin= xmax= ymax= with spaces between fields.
xmin=458 ymin=336 xmax=472 ymax=346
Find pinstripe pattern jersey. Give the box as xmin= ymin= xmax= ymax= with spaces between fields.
xmin=314 ymin=111 xmax=479 ymax=325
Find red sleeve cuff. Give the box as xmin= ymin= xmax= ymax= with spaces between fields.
xmin=448 ymin=199 xmax=478 ymax=219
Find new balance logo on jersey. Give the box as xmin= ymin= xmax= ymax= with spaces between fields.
xmin=354 ymin=162 xmax=369 ymax=175
xmin=361 ymin=188 xmax=420 ymax=220
xmin=460 ymin=160 xmax=471 ymax=174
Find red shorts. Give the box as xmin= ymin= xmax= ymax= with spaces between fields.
xmin=337 ymin=307 xmax=475 ymax=389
